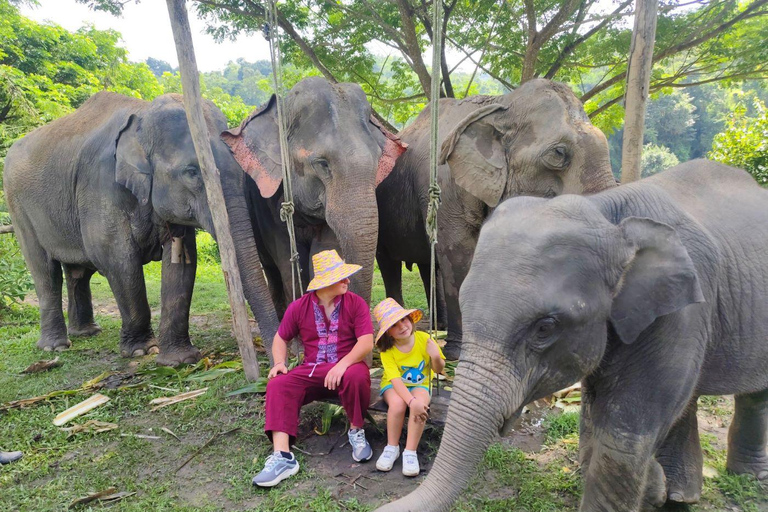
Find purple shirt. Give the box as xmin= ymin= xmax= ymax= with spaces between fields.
xmin=277 ymin=291 xmax=373 ymax=365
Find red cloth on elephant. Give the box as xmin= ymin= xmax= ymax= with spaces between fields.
xmin=277 ymin=291 xmax=373 ymax=365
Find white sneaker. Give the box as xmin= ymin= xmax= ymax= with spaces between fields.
xmin=376 ymin=445 xmax=400 ymax=472
xmin=402 ymin=449 xmax=420 ymax=476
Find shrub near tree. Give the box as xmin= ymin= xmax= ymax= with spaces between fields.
xmin=709 ymin=98 xmax=768 ymax=186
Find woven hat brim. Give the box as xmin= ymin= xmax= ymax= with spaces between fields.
xmin=375 ymin=308 xmax=423 ymax=342
xmin=306 ymin=264 xmax=362 ymax=292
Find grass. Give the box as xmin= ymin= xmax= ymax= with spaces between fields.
xmin=1 ymin=232 xmax=766 ymax=511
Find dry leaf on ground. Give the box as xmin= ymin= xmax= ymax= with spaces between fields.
xmin=22 ymin=357 xmax=62 ymax=374
xmin=62 ymin=420 xmax=118 ymax=437
xmin=149 ymin=388 xmax=208 ymax=411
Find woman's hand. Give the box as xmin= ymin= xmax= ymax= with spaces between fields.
xmin=268 ymin=361 xmax=288 ymax=379
xmin=325 ymin=362 xmax=349 ymax=390
xmin=409 ymin=397 xmax=429 ymax=423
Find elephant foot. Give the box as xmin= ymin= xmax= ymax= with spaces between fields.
xmin=119 ymin=330 xmax=158 ymax=358
xmin=727 ymin=451 xmax=768 ymax=481
xmin=68 ymin=323 xmax=102 ymax=337
xmin=641 ymin=460 xmax=668 ymax=510
xmin=442 ymin=340 xmax=463 ymax=360
xmin=665 ymin=470 xmax=702 ymax=505
xmin=156 ymin=345 xmax=202 ymax=367
xmin=37 ymin=333 xmax=72 ymax=352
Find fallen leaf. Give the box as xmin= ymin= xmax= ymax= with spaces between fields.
xmin=562 ymin=466 xmax=572 ymax=473
xmin=62 ymin=420 xmax=118 ymax=437
xmin=53 ymin=394 xmax=110 ymax=426
xmin=22 ymin=357 xmax=62 ymax=374
xmin=226 ymin=379 xmax=267 ymax=396
xmin=68 ymin=487 xmax=117 ymax=509
xmin=161 ymin=427 xmax=180 ymax=441
xmin=702 ymin=465 xmax=719 ymax=479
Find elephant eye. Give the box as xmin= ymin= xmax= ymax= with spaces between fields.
xmin=529 ymin=316 xmax=559 ymax=350
xmin=311 ymin=158 xmax=331 ymax=178
xmin=543 ymin=144 xmax=570 ymax=170
xmin=183 ymin=165 xmax=199 ymax=177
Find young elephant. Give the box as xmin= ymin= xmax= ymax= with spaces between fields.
xmin=377 ymin=160 xmax=768 ymax=512
xmin=4 ymin=92 xmax=278 ymax=365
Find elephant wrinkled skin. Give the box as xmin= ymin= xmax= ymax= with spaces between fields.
xmin=376 ymin=79 xmax=616 ymax=358
xmin=4 ymin=92 xmax=278 ymax=365
xmin=377 ymin=160 xmax=768 ymax=512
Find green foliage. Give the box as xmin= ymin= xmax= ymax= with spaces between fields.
xmin=641 ymin=143 xmax=679 ymax=178
xmin=0 ymin=223 xmax=31 ymax=310
xmin=542 ymin=411 xmax=580 ymax=445
xmin=709 ymin=98 xmax=768 ymax=186
xmin=195 ymin=231 xmax=221 ymax=265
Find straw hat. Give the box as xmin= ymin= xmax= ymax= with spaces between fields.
xmin=306 ymin=250 xmax=362 ymax=292
xmin=373 ymin=297 xmax=423 ymax=343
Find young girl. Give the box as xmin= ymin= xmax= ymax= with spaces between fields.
xmin=373 ymin=298 xmax=445 ymax=476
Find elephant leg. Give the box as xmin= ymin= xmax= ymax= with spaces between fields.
xmin=435 ymin=269 xmax=447 ymax=331
xmin=436 ymin=241 xmax=474 ymax=360
xmin=156 ymin=227 xmax=201 ymax=367
xmin=727 ymin=388 xmax=768 ymax=481
xmin=655 ymin=399 xmax=703 ymax=504
xmin=63 ymin=264 xmax=101 ymax=337
xmin=14 ymin=221 xmax=70 ymax=351
xmin=378 ymin=250 xmax=404 ymax=305
xmin=104 ymin=259 xmax=155 ymax=357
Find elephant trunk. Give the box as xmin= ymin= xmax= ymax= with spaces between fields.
xmin=219 ymin=159 xmax=280 ymax=353
xmin=580 ymin=124 xmax=617 ymax=193
xmin=325 ymin=187 xmax=378 ymax=303
xmin=377 ymin=347 xmax=522 ymax=511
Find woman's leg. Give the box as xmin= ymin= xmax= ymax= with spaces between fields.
xmin=383 ymin=388 xmax=407 ymax=446
xmin=405 ymin=387 xmax=431 ymax=451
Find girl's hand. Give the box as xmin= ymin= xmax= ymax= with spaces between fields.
xmin=426 ymin=338 xmax=440 ymax=359
xmin=268 ymin=361 xmax=288 ymax=380
xmin=409 ymin=397 xmax=429 ymax=423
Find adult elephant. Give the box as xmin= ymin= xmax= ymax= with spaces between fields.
xmin=377 ymin=160 xmax=768 ymax=512
xmin=4 ymin=92 xmax=278 ymax=365
xmin=377 ymin=79 xmax=617 ymax=358
xmin=222 ymin=77 xmax=406 ymax=313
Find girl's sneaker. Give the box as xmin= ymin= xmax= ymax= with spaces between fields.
xmin=251 ymin=451 xmax=299 ymax=487
xmin=376 ymin=445 xmax=400 ymax=471
xmin=402 ymin=449 xmax=420 ymax=476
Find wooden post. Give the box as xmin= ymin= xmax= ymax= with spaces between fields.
xmin=166 ymin=0 xmax=260 ymax=381
xmin=620 ymin=0 xmax=658 ymax=184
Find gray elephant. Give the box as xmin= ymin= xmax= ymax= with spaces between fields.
xmin=378 ymin=160 xmax=768 ymax=512
xmin=222 ymin=77 xmax=406 ymax=314
xmin=3 ymin=92 xmax=278 ymax=365
xmin=376 ymin=79 xmax=617 ymax=358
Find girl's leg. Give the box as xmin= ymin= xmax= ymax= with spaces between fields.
xmin=405 ymin=387 xmax=431 ymax=451
xmin=383 ymin=388 xmax=407 ymax=446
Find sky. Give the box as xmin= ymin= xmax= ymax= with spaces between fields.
xmin=20 ymin=0 xmax=272 ymax=72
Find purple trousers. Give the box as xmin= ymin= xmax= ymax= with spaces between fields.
xmin=264 ymin=361 xmax=371 ymax=442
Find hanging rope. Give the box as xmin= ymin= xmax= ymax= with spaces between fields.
xmin=427 ymin=0 xmax=443 ymax=396
xmin=265 ymin=0 xmax=302 ymax=300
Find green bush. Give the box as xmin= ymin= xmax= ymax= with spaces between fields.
xmin=0 ymin=231 xmax=32 ymax=310
xmin=709 ymin=99 xmax=768 ymax=185
xmin=641 ymin=143 xmax=679 ymax=178
xmin=196 ymin=231 xmax=221 ymax=265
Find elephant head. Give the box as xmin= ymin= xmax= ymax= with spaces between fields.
xmin=114 ymin=93 xmax=279 ymax=343
xmin=440 ymin=79 xmax=616 ymax=207
xmin=377 ymin=195 xmax=704 ymax=511
xmin=222 ymin=77 xmax=406 ymax=301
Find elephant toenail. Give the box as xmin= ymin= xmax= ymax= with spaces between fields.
xmin=669 ymin=492 xmax=684 ymax=503
xmin=132 ymin=349 xmax=146 ymax=357
xmin=758 ymin=470 xmax=768 ymax=481
xmin=148 ymin=346 xmax=160 ymax=355
xmin=43 ymin=346 xmax=53 ymax=352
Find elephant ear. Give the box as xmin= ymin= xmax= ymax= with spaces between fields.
xmin=439 ymin=104 xmax=508 ymax=207
xmin=369 ymin=115 xmax=408 ymax=186
xmin=610 ymin=217 xmax=705 ymax=344
xmin=221 ymin=94 xmax=283 ymax=198
xmin=115 ymin=114 xmax=152 ymax=205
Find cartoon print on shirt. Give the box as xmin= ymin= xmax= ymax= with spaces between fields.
xmin=401 ymin=360 xmax=426 ymax=385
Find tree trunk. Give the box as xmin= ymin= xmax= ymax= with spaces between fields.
xmin=620 ymin=0 xmax=659 ymax=184
xmin=166 ymin=0 xmax=261 ymax=381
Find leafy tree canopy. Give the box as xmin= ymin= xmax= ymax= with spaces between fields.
xmin=709 ymin=97 xmax=768 ymax=185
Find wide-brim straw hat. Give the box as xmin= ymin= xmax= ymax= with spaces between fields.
xmin=374 ymin=297 xmax=423 ymax=343
xmin=306 ymin=249 xmax=362 ymax=292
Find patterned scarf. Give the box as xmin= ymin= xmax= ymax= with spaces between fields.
xmin=312 ymin=298 xmax=340 ymax=364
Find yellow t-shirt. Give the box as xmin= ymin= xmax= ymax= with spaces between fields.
xmin=380 ymin=331 xmax=445 ymax=391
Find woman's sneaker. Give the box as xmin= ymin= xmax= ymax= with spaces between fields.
xmin=376 ymin=445 xmax=400 ymax=471
xmin=252 ymin=451 xmax=299 ymax=487
xmin=348 ymin=428 xmax=373 ymax=462
xmin=402 ymin=449 xmax=420 ymax=476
